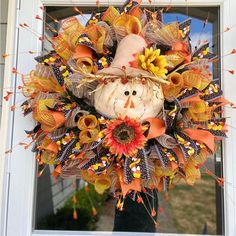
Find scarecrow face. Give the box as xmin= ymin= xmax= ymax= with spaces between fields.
xmin=94 ymin=79 xmax=164 ymax=120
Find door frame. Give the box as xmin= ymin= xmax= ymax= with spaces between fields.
xmin=1 ymin=0 xmax=236 ymax=235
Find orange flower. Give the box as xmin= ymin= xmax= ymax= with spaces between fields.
xmin=103 ymin=117 xmax=146 ymax=157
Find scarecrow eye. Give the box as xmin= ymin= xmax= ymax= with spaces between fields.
xmin=124 ymin=91 xmax=130 ymax=96
xmin=132 ymin=90 xmax=137 ymax=96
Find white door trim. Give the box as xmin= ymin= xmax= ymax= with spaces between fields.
xmin=0 ymin=0 xmax=43 ymax=235
xmin=32 ymin=231 xmax=219 ymax=236
xmin=42 ymin=0 xmax=225 ymax=6
xmin=0 ymin=0 xmax=18 ymax=234
xmin=220 ymin=0 xmax=236 ymax=235
xmin=1 ymin=0 xmax=236 ymax=235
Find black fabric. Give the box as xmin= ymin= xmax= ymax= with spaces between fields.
xmin=113 ymin=191 xmax=158 ymax=232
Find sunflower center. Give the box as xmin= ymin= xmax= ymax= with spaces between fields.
xmin=112 ymin=123 xmax=135 ymax=144
xmin=119 ymin=130 xmax=130 ymax=140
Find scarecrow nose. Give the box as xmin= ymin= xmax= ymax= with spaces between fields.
xmin=124 ymin=96 xmax=135 ymax=109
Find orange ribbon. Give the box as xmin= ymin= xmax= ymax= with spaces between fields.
xmin=172 ymin=41 xmax=191 ymax=63
xmin=184 ymin=128 xmax=215 ymax=152
xmin=214 ymin=97 xmax=235 ymax=109
xmin=53 ymin=164 xmax=62 ymax=178
xmin=180 ymin=93 xmax=202 ymax=104
xmin=145 ymin=118 xmax=166 ymax=140
xmin=173 ymin=147 xmax=185 ymax=165
xmin=40 ymin=111 xmax=65 ymax=133
xmin=117 ymin=169 xmax=141 ymax=197
xmin=41 ymin=137 xmax=58 ymax=154
xmin=73 ymin=44 xmax=93 ymax=59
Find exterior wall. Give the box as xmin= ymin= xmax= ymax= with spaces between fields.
xmin=0 ymin=0 xmax=9 ymax=121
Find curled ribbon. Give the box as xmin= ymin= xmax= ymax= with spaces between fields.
xmin=77 ymin=115 xmax=100 ymax=144
xmin=40 ymin=137 xmax=59 ymax=154
xmin=77 ymin=115 xmax=99 ymax=130
xmin=162 ymin=72 xmax=184 ymax=99
xmin=79 ymin=129 xmax=99 ymax=144
xmin=33 ymin=99 xmax=65 ymax=132
xmin=72 ymin=45 xmax=94 ymax=73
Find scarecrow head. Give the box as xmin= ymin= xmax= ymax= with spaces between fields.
xmin=94 ymin=34 xmax=165 ymax=120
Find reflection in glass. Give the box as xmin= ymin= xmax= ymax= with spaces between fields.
xmin=34 ymin=5 xmax=223 ymax=235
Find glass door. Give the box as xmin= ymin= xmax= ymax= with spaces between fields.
xmin=33 ymin=5 xmax=223 ymax=235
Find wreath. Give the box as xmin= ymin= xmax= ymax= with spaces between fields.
xmin=19 ymin=0 xmax=232 ymax=219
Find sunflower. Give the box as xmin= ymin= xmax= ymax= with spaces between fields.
xmin=138 ymin=47 xmax=168 ymax=78
xmin=103 ymin=117 xmax=147 ymax=157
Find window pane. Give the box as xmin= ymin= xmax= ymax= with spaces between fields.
xmin=34 ymin=5 xmax=223 ymax=235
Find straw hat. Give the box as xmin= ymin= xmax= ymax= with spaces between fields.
xmin=98 ymin=34 xmax=151 ymax=77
